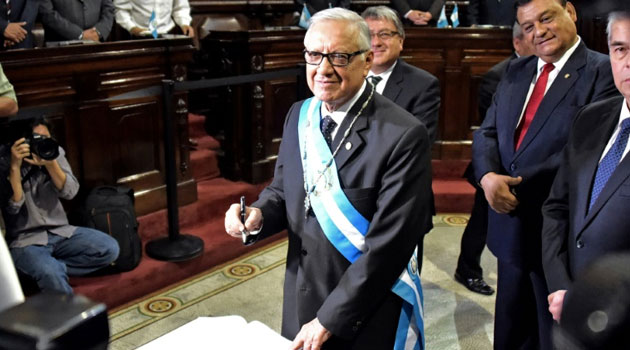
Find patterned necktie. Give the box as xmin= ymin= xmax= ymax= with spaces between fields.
xmin=515 ymin=63 xmax=555 ymax=150
xmin=5 ymin=0 xmax=10 ymax=17
xmin=589 ymin=118 xmax=630 ymax=211
xmin=368 ymin=75 xmax=382 ymax=89
xmin=321 ymin=115 xmax=337 ymax=148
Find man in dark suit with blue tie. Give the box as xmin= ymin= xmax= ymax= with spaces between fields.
xmin=0 ymin=0 xmax=38 ymax=49
xmin=472 ymin=0 xmax=619 ymax=348
xmin=542 ymin=9 xmax=630 ymax=326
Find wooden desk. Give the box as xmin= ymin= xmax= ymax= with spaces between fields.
xmin=193 ymin=26 xmax=511 ymax=183
xmin=0 ymin=38 xmax=196 ymax=216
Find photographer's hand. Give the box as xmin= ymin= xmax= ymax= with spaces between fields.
xmin=25 ymin=154 xmax=66 ymax=191
xmin=9 ymin=138 xmax=29 ymax=202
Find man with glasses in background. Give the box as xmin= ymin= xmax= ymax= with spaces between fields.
xmin=362 ymin=5 xmax=439 ymax=275
xmin=225 ymin=8 xmax=432 ymax=350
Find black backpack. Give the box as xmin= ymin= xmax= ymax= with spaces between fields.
xmin=84 ymin=186 xmax=141 ymax=272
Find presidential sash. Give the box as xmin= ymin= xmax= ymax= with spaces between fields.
xmin=297 ymin=96 xmax=425 ymax=350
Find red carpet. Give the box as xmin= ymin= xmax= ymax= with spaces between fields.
xmin=70 ymin=114 xmax=475 ymax=309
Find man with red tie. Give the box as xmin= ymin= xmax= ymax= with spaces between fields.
xmin=472 ymin=0 xmax=619 ymax=349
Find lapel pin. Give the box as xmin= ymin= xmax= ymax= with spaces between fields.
xmin=564 ymin=73 xmax=570 ymax=79
xmin=345 ymin=142 xmax=352 ymax=150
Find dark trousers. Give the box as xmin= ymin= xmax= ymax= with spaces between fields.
xmin=456 ymin=186 xmax=488 ymax=279
xmin=494 ymin=259 xmax=553 ymax=350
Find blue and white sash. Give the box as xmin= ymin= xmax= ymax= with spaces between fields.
xmin=298 ymin=97 xmax=425 ymax=350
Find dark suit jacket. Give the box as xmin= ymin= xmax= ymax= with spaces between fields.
xmin=542 ymin=96 xmax=630 ymax=292
xmin=472 ymin=41 xmax=618 ymax=266
xmin=295 ymin=0 xmax=350 ymax=15
xmin=390 ymin=0 xmax=444 ymax=22
xmin=39 ymin=0 xmax=114 ymax=42
xmin=467 ymin=0 xmax=516 ymax=26
xmin=383 ymin=59 xmax=440 ymax=144
xmin=252 ymin=88 xmax=432 ymax=349
xmin=0 ymin=0 xmax=38 ymax=49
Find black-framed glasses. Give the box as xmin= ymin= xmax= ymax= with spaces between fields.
xmin=303 ymin=50 xmax=367 ymax=67
xmin=370 ymin=31 xmax=400 ymax=40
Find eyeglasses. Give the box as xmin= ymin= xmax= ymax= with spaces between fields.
xmin=303 ymin=50 xmax=367 ymax=67
xmin=370 ymin=31 xmax=400 ymax=40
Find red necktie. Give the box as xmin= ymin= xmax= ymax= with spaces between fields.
xmin=514 ymin=63 xmax=555 ymax=150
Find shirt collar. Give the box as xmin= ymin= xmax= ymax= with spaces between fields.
xmin=536 ymin=36 xmax=581 ymax=74
xmin=320 ymin=81 xmax=367 ymax=126
xmin=368 ymin=59 xmax=397 ymax=80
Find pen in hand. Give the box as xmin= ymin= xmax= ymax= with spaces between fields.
xmin=240 ymin=196 xmax=256 ymax=245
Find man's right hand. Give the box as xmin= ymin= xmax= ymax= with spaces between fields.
xmin=224 ymin=203 xmax=262 ymax=238
xmin=480 ymin=172 xmax=522 ymax=214
xmin=407 ymin=10 xmax=430 ymax=25
xmin=10 ymin=138 xmax=29 ymax=171
xmin=4 ymin=22 xmax=27 ymax=43
xmin=130 ymin=27 xmax=149 ymax=37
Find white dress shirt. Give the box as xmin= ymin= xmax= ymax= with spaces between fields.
xmin=319 ymin=82 xmax=368 ymax=140
xmin=114 ymin=0 xmax=192 ymax=34
xmin=367 ymin=60 xmax=398 ymax=95
xmin=516 ymin=37 xmax=582 ymax=126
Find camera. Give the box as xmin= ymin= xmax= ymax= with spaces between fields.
xmin=25 ymin=134 xmax=59 ymax=161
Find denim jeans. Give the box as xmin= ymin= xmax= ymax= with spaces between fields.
xmin=10 ymin=227 xmax=120 ymax=294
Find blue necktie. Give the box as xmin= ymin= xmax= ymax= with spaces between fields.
xmin=321 ymin=115 xmax=337 ymax=148
xmin=589 ymin=118 xmax=630 ymax=211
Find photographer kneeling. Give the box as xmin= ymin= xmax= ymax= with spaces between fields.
xmin=0 ymin=118 xmax=119 ymax=294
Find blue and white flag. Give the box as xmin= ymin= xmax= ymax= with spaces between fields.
xmin=450 ymin=3 xmax=460 ymax=28
xmin=299 ymin=4 xmax=311 ymax=29
xmin=437 ymin=5 xmax=448 ymax=28
xmin=148 ymin=10 xmax=158 ymax=39
xmin=298 ymin=96 xmax=425 ymax=350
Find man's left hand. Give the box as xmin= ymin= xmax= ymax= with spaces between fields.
xmin=548 ymin=289 xmax=567 ymax=323
xmin=82 ymin=28 xmax=100 ymax=42
xmin=290 ymin=318 xmax=331 ymax=350
xmin=180 ymin=25 xmax=195 ymax=37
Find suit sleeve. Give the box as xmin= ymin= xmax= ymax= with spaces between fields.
xmin=94 ymin=0 xmax=115 ymax=40
xmin=317 ymin=122 xmax=432 ymax=339
xmin=472 ymin=73 xmax=506 ymax=183
xmin=412 ymin=74 xmax=440 ymax=144
xmin=250 ymin=104 xmax=297 ymax=238
xmin=39 ymin=0 xmax=84 ymax=40
xmin=541 ymin=113 xmax=584 ymax=292
xmin=427 ymin=0 xmax=445 ymax=20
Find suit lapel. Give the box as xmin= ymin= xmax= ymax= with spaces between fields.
xmin=514 ymin=43 xmax=587 ymax=157
xmin=382 ymin=59 xmax=403 ymax=102
xmin=573 ymin=103 xmax=620 ymax=233
xmin=503 ymin=60 xmax=536 ymax=160
xmin=580 ymin=101 xmax=629 ymax=236
xmin=331 ymin=86 xmax=372 ymax=171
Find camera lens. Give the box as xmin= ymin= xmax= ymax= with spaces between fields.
xmin=30 ymin=134 xmax=59 ymax=160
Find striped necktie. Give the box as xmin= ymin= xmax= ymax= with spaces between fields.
xmin=589 ymin=118 xmax=630 ymax=211
xmin=515 ymin=63 xmax=554 ymax=150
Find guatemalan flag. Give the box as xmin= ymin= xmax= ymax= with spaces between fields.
xmin=450 ymin=3 xmax=460 ymax=28
xmin=437 ymin=5 xmax=448 ymax=28
xmin=299 ymin=4 xmax=311 ymax=29
xmin=148 ymin=10 xmax=158 ymax=38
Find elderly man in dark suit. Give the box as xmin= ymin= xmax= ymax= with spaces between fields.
xmin=472 ymin=0 xmax=619 ymax=348
xmin=39 ymin=0 xmax=115 ymax=42
xmin=225 ymin=8 xmax=432 ymax=350
xmin=0 ymin=0 xmax=37 ymax=49
xmin=542 ymin=9 xmax=630 ymax=326
xmin=390 ymin=0 xmax=444 ymax=26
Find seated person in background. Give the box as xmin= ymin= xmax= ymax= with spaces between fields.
xmin=390 ymin=0 xmax=445 ymax=26
xmin=114 ymin=0 xmax=194 ymax=38
xmin=0 ymin=118 xmax=119 ymax=294
xmin=39 ymin=0 xmax=115 ymax=43
xmin=0 ymin=0 xmax=38 ymax=49
xmin=0 ymin=63 xmax=17 ymax=116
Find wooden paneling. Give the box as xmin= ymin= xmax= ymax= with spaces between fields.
xmin=0 ymin=38 xmax=196 ymax=216
xmin=192 ymin=26 xmax=512 ymax=183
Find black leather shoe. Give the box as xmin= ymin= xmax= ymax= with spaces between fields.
xmin=454 ymin=272 xmax=495 ymax=295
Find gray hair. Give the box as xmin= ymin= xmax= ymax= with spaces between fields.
xmin=512 ymin=21 xmax=524 ymax=39
xmin=307 ymin=8 xmax=371 ymax=51
xmin=361 ymin=6 xmax=406 ymax=40
xmin=607 ymin=11 xmax=630 ymax=44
